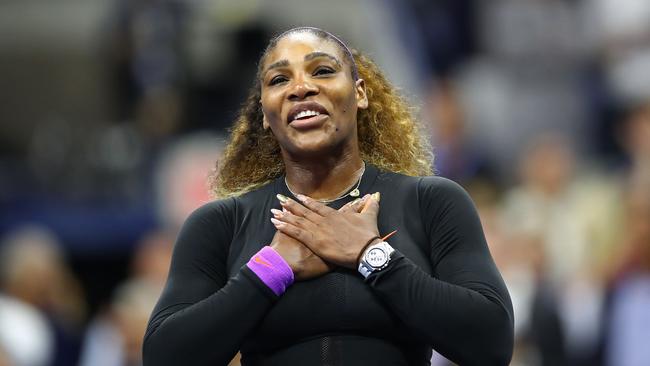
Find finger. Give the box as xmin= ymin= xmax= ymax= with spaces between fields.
xmin=277 ymin=194 xmax=322 ymax=222
xmin=339 ymin=197 xmax=364 ymax=213
xmin=270 ymin=217 xmax=314 ymax=248
xmin=359 ymin=193 xmax=373 ymax=213
xmin=295 ymin=194 xmax=337 ymax=216
xmin=361 ymin=192 xmax=380 ymax=215
xmin=270 ymin=208 xmax=316 ymax=232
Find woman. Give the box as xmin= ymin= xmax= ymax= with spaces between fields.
xmin=143 ymin=27 xmax=513 ymax=365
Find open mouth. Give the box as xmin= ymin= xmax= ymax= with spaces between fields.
xmin=287 ymin=102 xmax=329 ymax=125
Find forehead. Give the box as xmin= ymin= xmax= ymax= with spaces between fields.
xmin=263 ymin=32 xmax=345 ymax=67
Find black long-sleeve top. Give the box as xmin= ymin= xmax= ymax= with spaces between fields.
xmin=143 ymin=163 xmax=514 ymax=365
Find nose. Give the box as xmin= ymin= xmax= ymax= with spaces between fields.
xmin=288 ymin=76 xmax=319 ymax=101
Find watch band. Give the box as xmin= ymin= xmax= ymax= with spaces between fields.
xmin=358 ymin=241 xmax=395 ymax=279
xmin=358 ymin=260 xmax=375 ymax=278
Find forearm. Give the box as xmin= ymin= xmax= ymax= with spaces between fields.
xmin=366 ymin=252 xmax=514 ymax=366
xmin=143 ymin=267 xmax=277 ymax=366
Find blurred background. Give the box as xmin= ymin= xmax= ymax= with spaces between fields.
xmin=1 ymin=0 xmax=649 ymax=365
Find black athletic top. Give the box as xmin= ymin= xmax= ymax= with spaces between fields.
xmin=143 ymin=164 xmax=514 ymax=365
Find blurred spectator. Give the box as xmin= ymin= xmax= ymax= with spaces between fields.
xmin=603 ymin=98 xmax=650 ymax=366
xmin=130 ymin=230 xmax=175 ymax=289
xmin=79 ymin=229 xmax=173 ymax=366
xmin=501 ymin=134 xmax=620 ymax=365
xmin=426 ymin=79 xmax=494 ymax=184
xmin=604 ymin=99 xmax=650 ymax=278
xmin=0 ymin=295 xmax=53 ymax=366
xmin=587 ymin=0 xmax=650 ymax=104
xmin=406 ymin=0 xmax=477 ymax=77
xmin=0 ymin=225 xmax=87 ymax=366
xmin=79 ymin=280 xmax=161 ymax=366
xmin=605 ymin=177 xmax=650 ymax=366
xmin=503 ymin=135 xmax=586 ymax=283
xmin=619 ymin=101 xmax=650 ymax=182
xmin=153 ymin=132 xmax=225 ymax=230
xmin=453 ymin=0 xmax=590 ymax=179
xmin=104 ymin=0 xmax=188 ymax=141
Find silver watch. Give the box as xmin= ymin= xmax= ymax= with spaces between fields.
xmin=358 ymin=241 xmax=395 ymax=278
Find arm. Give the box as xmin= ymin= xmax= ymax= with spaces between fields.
xmin=365 ymin=178 xmax=514 ymax=365
xmin=142 ymin=200 xmax=278 ymax=366
xmin=270 ymin=182 xmax=513 ymax=364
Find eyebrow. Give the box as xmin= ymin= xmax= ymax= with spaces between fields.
xmin=263 ymin=52 xmax=342 ymax=76
xmin=264 ymin=60 xmax=290 ymax=75
xmin=304 ymin=51 xmax=342 ymax=67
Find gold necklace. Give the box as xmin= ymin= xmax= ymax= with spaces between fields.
xmin=284 ymin=162 xmax=365 ymax=204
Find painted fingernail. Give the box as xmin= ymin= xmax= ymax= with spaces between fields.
xmin=270 ymin=217 xmax=284 ymax=226
xmin=270 ymin=208 xmax=283 ymax=217
xmin=296 ymin=194 xmax=307 ymax=202
xmin=372 ymin=192 xmax=381 ymax=202
xmin=276 ymin=194 xmax=289 ymax=203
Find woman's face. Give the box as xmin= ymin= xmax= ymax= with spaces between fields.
xmin=260 ymin=32 xmax=368 ymax=157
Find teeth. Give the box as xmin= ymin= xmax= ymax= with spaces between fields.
xmin=294 ymin=110 xmax=320 ymax=119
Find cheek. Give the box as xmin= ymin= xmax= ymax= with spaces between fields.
xmin=264 ymin=109 xmax=282 ymax=126
xmin=261 ymin=87 xmax=284 ymax=111
xmin=331 ymin=92 xmax=357 ymax=128
xmin=261 ymin=101 xmax=283 ymax=126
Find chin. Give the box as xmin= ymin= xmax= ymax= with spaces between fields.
xmin=283 ymin=135 xmax=346 ymax=158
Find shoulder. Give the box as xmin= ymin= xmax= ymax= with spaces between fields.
xmin=235 ymin=179 xmax=277 ymax=208
xmin=187 ymin=197 xmax=237 ymax=221
xmin=415 ymin=175 xmax=478 ymax=222
xmin=181 ymin=197 xmax=238 ymax=239
xmin=417 ymin=175 xmax=471 ymax=203
xmin=172 ymin=196 xmax=242 ymax=264
xmin=376 ymin=168 xmax=470 ymax=204
xmin=373 ymin=168 xmax=421 ymax=192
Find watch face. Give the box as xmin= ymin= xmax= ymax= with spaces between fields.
xmin=366 ymin=247 xmax=388 ymax=268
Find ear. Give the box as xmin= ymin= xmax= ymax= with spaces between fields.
xmin=262 ymin=114 xmax=270 ymax=130
xmin=260 ymin=100 xmax=270 ymax=130
xmin=355 ymin=79 xmax=368 ymax=110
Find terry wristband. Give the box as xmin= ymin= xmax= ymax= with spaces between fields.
xmin=246 ymin=246 xmax=294 ymax=296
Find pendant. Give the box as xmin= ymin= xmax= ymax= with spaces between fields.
xmin=350 ymin=188 xmax=360 ymax=197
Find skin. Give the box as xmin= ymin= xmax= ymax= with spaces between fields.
xmin=273 ymin=194 xmax=380 ymax=270
xmin=259 ymin=32 xmax=381 ymax=278
xmin=260 ymin=32 xmax=368 ymax=200
xmin=270 ymin=196 xmax=372 ymax=280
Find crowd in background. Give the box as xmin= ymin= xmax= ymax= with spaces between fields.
xmin=1 ymin=0 xmax=650 ymax=365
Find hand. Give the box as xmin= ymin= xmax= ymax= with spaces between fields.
xmin=271 ymin=193 xmax=381 ymax=269
xmin=270 ymin=230 xmax=333 ymax=281
xmin=269 ymin=197 xmax=368 ymax=280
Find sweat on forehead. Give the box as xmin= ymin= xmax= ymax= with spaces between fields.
xmin=260 ymin=27 xmax=359 ymax=81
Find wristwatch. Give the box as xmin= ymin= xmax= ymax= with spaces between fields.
xmin=358 ymin=241 xmax=395 ymax=278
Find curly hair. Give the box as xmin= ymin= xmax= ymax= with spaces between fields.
xmin=209 ymin=29 xmax=433 ymax=198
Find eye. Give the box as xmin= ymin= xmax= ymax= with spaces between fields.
xmin=269 ymin=75 xmax=288 ymax=86
xmin=313 ymin=67 xmax=335 ymax=76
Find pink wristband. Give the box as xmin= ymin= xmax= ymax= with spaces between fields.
xmin=246 ymin=246 xmax=294 ymax=296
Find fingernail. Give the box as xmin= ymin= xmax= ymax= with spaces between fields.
xmin=296 ymin=194 xmax=308 ymax=202
xmin=270 ymin=217 xmax=283 ymax=226
xmin=351 ymin=198 xmax=361 ymax=205
xmin=270 ymin=208 xmax=283 ymax=217
xmin=372 ymin=192 xmax=381 ymax=202
xmin=276 ymin=194 xmax=289 ymax=203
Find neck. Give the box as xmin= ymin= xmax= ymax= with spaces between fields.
xmin=283 ymin=153 xmax=364 ymax=201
